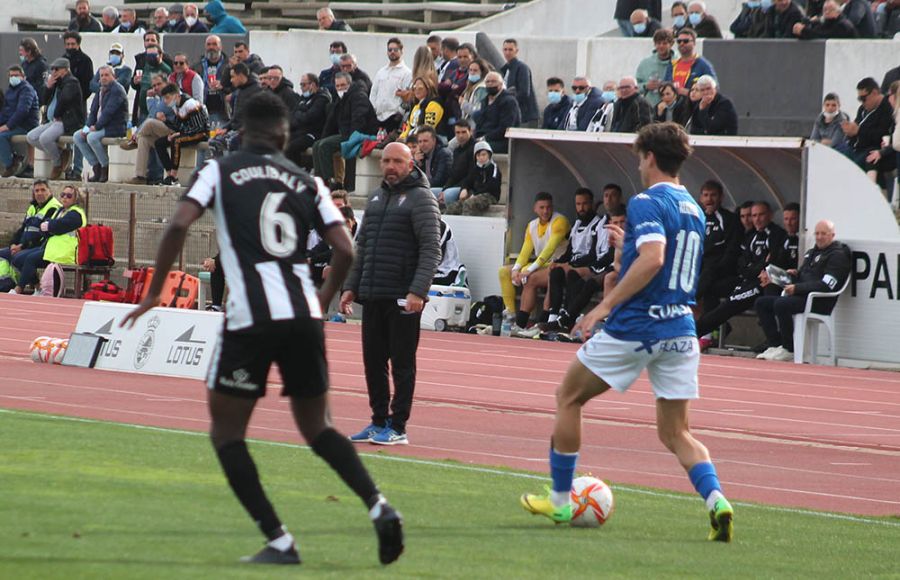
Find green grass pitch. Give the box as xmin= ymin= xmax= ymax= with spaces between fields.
xmin=1 ymin=410 xmax=898 ymax=579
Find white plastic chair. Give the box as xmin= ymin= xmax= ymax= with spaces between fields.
xmin=791 ymin=275 xmax=851 ymax=365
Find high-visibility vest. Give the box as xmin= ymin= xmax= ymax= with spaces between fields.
xmin=23 ymin=197 xmax=63 ymax=237
xmin=42 ymin=205 xmax=87 ymax=265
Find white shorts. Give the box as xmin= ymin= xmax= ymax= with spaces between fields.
xmin=576 ymin=330 xmax=699 ymax=399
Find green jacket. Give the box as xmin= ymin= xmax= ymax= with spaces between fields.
xmin=636 ymin=50 xmax=672 ymax=108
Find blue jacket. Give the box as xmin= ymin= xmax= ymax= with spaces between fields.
xmin=206 ymin=0 xmax=247 ymax=33
xmin=565 ymin=87 xmax=606 ymax=132
xmin=664 ymin=56 xmax=717 ymax=90
xmin=0 ymin=81 xmax=40 ymax=131
xmin=88 ymin=81 xmax=128 ymax=137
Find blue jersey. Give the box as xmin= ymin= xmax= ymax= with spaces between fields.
xmin=603 ymin=182 xmax=705 ymax=342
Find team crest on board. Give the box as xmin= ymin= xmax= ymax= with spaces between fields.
xmin=134 ymin=316 xmax=160 ymax=369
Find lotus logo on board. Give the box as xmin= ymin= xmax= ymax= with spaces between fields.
xmin=134 ymin=316 xmax=161 ymax=369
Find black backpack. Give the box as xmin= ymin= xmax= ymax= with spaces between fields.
xmin=468 ymin=294 xmax=504 ymax=328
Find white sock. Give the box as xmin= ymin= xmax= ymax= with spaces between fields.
xmin=368 ymin=494 xmax=387 ymax=520
xmin=550 ymin=490 xmax=570 ymax=509
xmin=267 ymin=528 xmax=294 ymax=552
xmin=705 ymin=489 xmax=725 ymax=511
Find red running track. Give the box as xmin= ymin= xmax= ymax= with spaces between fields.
xmin=1 ymin=295 xmax=899 ymax=517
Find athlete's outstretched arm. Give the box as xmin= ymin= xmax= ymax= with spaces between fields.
xmin=318 ymin=223 xmax=354 ymax=311
xmin=574 ymin=241 xmax=665 ymax=338
xmin=121 ymin=200 xmax=204 ymax=327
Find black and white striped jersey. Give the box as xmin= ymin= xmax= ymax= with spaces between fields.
xmin=183 ymin=148 xmax=343 ymax=331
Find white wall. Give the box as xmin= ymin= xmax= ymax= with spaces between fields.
xmin=823 ymin=39 xmax=899 ymax=113
xmin=0 ymin=0 xmax=68 ymax=32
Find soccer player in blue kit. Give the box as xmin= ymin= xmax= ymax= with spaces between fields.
xmin=520 ymin=123 xmax=734 ymax=542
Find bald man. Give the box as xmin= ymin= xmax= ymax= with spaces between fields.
xmin=756 ymin=220 xmax=851 ymax=361
xmin=340 ymin=142 xmax=441 ymax=445
xmin=610 ymin=76 xmax=653 ymax=132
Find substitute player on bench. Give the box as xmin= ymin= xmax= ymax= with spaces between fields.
xmin=122 ymin=92 xmax=404 ymax=565
xmin=520 ymin=123 xmax=734 ymax=542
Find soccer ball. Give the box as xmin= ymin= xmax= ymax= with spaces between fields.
xmin=30 ymin=336 xmax=53 ymax=363
xmin=570 ymin=476 xmax=615 ymax=528
xmin=48 ymin=338 xmax=68 ymax=365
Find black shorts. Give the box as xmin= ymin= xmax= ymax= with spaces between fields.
xmin=207 ymin=319 xmax=329 ymax=399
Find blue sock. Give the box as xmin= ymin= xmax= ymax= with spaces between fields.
xmin=688 ymin=462 xmax=722 ymax=500
xmin=549 ymin=447 xmax=578 ymax=493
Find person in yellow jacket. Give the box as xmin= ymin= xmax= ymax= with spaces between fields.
xmin=9 ymin=184 xmax=86 ymax=295
xmin=498 ymin=191 xmax=570 ymax=333
xmin=399 ymin=77 xmax=444 ymax=140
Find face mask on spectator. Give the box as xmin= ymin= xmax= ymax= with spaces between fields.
xmin=109 ymin=54 xmax=121 ymax=66
xmin=337 ymin=89 xmax=347 ymax=99
xmin=169 ymin=19 xmax=178 ymax=27
xmin=761 ymin=0 xmax=773 ymax=10
xmin=633 ymin=22 xmax=647 ymax=34
xmin=9 ymin=76 xmax=22 ymax=87
xmin=673 ymin=14 xmax=686 ymax=27
xmin=330 ymin=53 xmax=342 ymax=66
xmin=573 ymin=92 xmax=587 ymax=104
xmin=547 ymin=91 xmax=562 ymax=104
xmin=119 ymin=21 xmax=131 ymax=30
xmin=485 ymin=85 xmax=500 ymax=96
xmin=476 ymin=159 xmax=490 ymax=168
xmin=302 ymin=90 xmax=311 ymax=97
xmin=66 ymin=48 xmax=78 ymax=57
xmin=822 ymin=110 xmax=838 ymax=121
xmin=688 ymin=13 xmax=702 ymax=26
xmin=147 ymin=53 xmax=159 ymax=64
xmin=468 ymin=74 xmax=481 ymax=83
xmin=185 ymin=16 xmax=197 ymax=27
xmin=747 ymin=0 xmax=761 ymax=8
xmin=602 ymin=90 xmax=616 ymax=102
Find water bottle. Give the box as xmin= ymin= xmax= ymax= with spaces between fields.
xmin=500 ymin=312 xmax=512 ymax=337
xmin=126 ymin=120 xmax=133 ymax=140
xmin=491 ymin=311 xmax=502 ymax=336
xmin=377 ymin=127 xmax=387 ymax=143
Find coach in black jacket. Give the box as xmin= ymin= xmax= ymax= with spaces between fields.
xmin=755 ymin=220 xmax=851 ymax=359
xmin=341 ymin=143 xmax=441 ymax=445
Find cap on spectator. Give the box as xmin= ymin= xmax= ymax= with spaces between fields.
xmin=169 ymin=3 xmax=184 ymax=13
xmin=474 ymin=141 xmax=493 ymax=156
xmin=109 ymin=42 xmax=124 ymax=53
xmin=50 ymin=57 xmax=71 ymax=70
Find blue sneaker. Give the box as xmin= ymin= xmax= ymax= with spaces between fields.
xmin=349 ymin=423 xmax=384 ymax=443
xmin=371 ymin=427 xmax=408 ymax=446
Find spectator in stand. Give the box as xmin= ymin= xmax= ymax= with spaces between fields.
xmin=671 ymin=1 xmax=691 ymax=33
xmin=695 ymin=180 xmax=742 ymax=322
xmin=261 ymin=65 xmax=299 ymax=112
xmin=881 ymin=62 xmax=900 ymax=95
xmin=476 ymin=72 xmax=521 ymax=154
xmin=415 ymin=125 xmax=452 ymax=195
xmin=126 ymin=73 xmax=176 ymax=185
xmin=426 ymin=35 xmax=444 ymax=72
xmin=498 ymin=191 xmax=570 ymax=332
xmin=165 ymin=4 xmax=187 ymax=32
xmin=398 ymin=46 xmax=436 ymax=105
xmin=731 ymin=0 xmax=770 ymax=37
xmin=459 ymin=58 xmax=490 ymax=121
xmin=615 ymin=0 xmax=663 ymax=36
xmin=437 ymin=37 xmax=460 ymax=83
xmin=445 ymin=141 xmax=503 ymax=216
xmin=500 ymin=39 xmax=539 ymax=127
xmin=73 ymin=65 xmax=128 ymax=183
xmin=0 ymin=66 xmax=40 ymax=178
xmin=317 ymin=6 xmax=352 ymax=31
xmin=738 ymin=200 xmax=754 ymax=233
xmin=439 ymin=42 xmax=469 ymax=119
xmin=112 ymin=8 xmax=147 ymax=34
xmin=339 ymin=54 xmax=372 ymax=95
xmin=810 ymin=92 xmax=850 ymax=149
xmin=691 ymin=75 xmax=738 ymax=136
xmin=794 ymin=0 xmax=859 ymax=37
xmin=843 ymin=77 xmax=895 ymax=180
xmin=100 ymin=6 xmax=120 ymax=32
xmin=637 ymin=29 xmax=674 ymax=109
xmin=152 ymin=7 xmax=170 ymax=33
xmin=399 ymin=77 xmax=444 ymax=140
xmin=90 ymin=42 xmax=132 ymax=96
xmin=169 ymin=52 xmax=204 ymax=102
xmin=860 ymin=80 xmax=899 ymax=189
xmin=371 ymin=38 xmax=413 ymax=135
xmin=756 ymin=220 xmax=851 ymax=362
xmin=433 ymin=119 xmax=475 ymax=207
xmin=61 ymin=32 xmax=93 ymax=180
xmin=631 ymin=9 xmax=663 ymax=37
xmin=687 ymin=1 xmax=724 ymax=37
xmin=285 ymin=73 xmax=331 ymax=166
xmin=684 ymin=83 xmax=703 ymax=131
xmin=655 ymin=81 xmax=692 ymax=125
xmin=610 ymin=76 xmax=653 ymax=132
xmin=182 ymin=4 xmax=209 ymax=33
xmin=18 ymin=39 xmax=48 ymax=106
xmin=68 ymin=0 xmax=103 ymax=32
xmin=131 ymin=41 xmax=172 ymax=125
xmin=562 ymin=76 xmax=606 ymax=132
xmin=154 ymin=83 xmax=209 ymax=186
xmin=9 ymin=184 xmax=86 ymax=296
xmin=232 ymin=42 xmax=265 ymax=76
xmin=204 ymin=0 xmax=246 ymax=34
xmin=320 ymin=41 xmax=347 ymax=99
xmin=542 ymin=77 xmax=571 ymax=129
xmin=313 ymin=72 xmax=378 ymax=187
xmin=192 ymin=35 xmax=229 ymax=126
xmin=665 ymin=28 xmax=716 ymax=99
xmin=766 ymin=0 xmax=804 ymax=38
xmin=840 ymin=0 xmax=878 ymax=37
xmin=209 ymin=62 xmax=262 ymax=156
xmin=879 ymin=0 xmax=900 ymax=37
xmin=26 ymin=58 xmax=84 ymax=181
